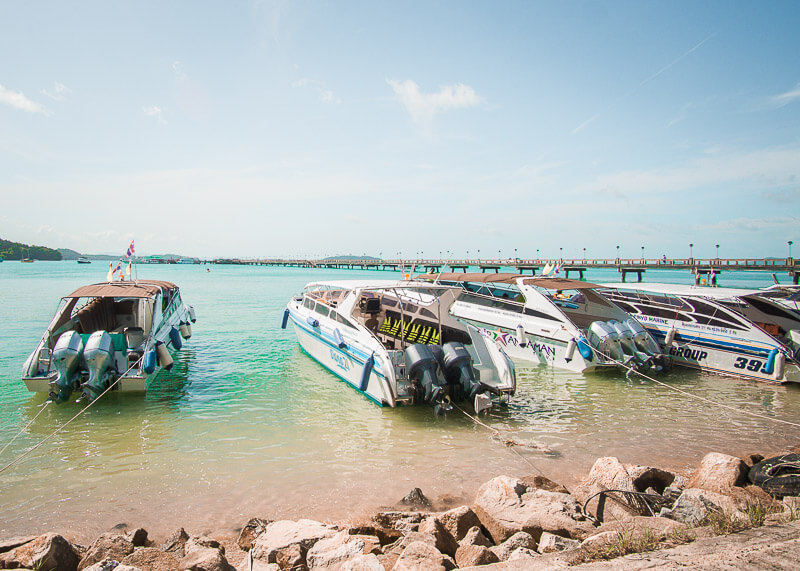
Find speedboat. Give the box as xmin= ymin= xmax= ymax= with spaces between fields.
xmin=22 ymin=280 xmax=196 ymax=402
xmin=282 ymin=280 xmax=516 ymax=412
xmin=599 ymin=283 xmax=800 ymax=384
xmin=416 ymin=273 xmax=669 ymax=375
xmin=77 ymin=257 xmax=92 ymax=264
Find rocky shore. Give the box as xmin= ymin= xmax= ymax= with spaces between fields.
xmin=2 ymin=449 xmax=799 ymax=570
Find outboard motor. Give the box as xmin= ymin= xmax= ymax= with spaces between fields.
xmin=610 ymin=320 xmax=655 ymax=370
xmin=587 ymin=321 xmax=625 ymax=362
xmin=442 ymin=342 xmax=482 ymax=400
xmin=626 ymin=318 xmax=661 ymax=355
xmin=81 ymin=331 xmax=116 ymax=402
xmin=49 ymin=330 xmax=84 ymax=403
xmin=405 ymin=343 xmax=447 ymax=404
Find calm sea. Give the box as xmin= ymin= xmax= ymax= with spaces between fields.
xmin=1 ymin=261 xmax=798 ymax=541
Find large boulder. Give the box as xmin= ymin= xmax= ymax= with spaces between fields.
xmin=432 ymin=506 xmax=482 ymax=542
xmin=120 ymin=548 xmax=180 ymax=571
xmin=418 ymin=517 xmax=459 ymax=557
xmin=159 ymin=528 xmax=189 ymax=557
xmin=472 ymin=475 xmax=593 ymax=543
xmin=338 ymin=553 xmax=384 ymax=570
xmin=78 ymin=533 xmax=135 ymax=570
xmin=571 ymin=457 xmax=639 ymax=522
xmin=181 ymin=536 xmax=230 ymax=571
xmin=686 ymin=452 xmax=748 ymax=493
xmin=537 ymin=532 xmax=580 ymax=554
xmin=590 ymin=515 xmax=688 ymax=541
xmin=0 ymin=533 xmax=80 ymax=571
xmin=237 ymin=517 xmax=270 ymax=551
xmin=251 ymin=519 xmax=337 ymax=565
xmin=454 ymin=544 xmax=498 ymax=568
xmin=459 ymin=527 xmax=492 ymax=548
xmin=659 ymin=488 xmax=744 ymax=525
xmin=305 ymin=530 xmax=372 ymax=569
xmin=392 ymin=541 xmax=454 ymax=570
xmin=372 ymin=511 xmax=425 ymax=535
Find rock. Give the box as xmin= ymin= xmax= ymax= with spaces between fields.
xmin=251 ymin=519 xmax=337 ymax=565
xmin=399 ymin=488 xmax=432 ymax=509
xmin=519 ymin=474 xmax=570 ymax=494
xmin=159 ymin=528 xmax=189 ymax=557
xmin=418 ymin=517 xmax=459 ymax=557
xmin=346 ymin=521 xmax=401 ymax=546
xmin=489 ymin=531 xmax=535 ymax=561
xmin=739 ymin=452 xmax=765 ymax=468
xmin=571 ymin=457 xmax=639 ymax=522
xmin=275 ymin=543 xmax=305 ymax=570
xmin=580 ymin=530 xmax=618 ymax=550
xmin=686 ymin=452 xmax=748 ymax=493
xmin=433 ymin=506 xmax=482 ymax=542
xmin=339 ymin=553 xmax=384 ymax=570
xmin=591 ymin=515 xmax=688 ymax=541
xmin=306 ymin=530 xmax=369 ymax=569
xmin=0 ymin=533 xmax=81 ymax=571
xmin=537 ymin=532 xmax=580 ymax=553
xmin=659 ymin=488 xmax=744 ymax=525
xmin=121 ymin=548 xmax=180 ymax=571
xmin=82 ymin=559 xmax=122 ymax=571
xmin=372 ymin=511 xmax=425 ymax=535
xmin=0 ymin=535 xmax=38 ymax=553
xmin=472 ymin=475 xmax=593 ymax=543
xmin=238 ymin=517 xmax=270 ymax=551
xmin=459 ymin=526 xmax=492 ymax=548
xmin=126 ymin=528 xmax=149 ymax=548
xmin=78 ymin=533 xmax=135 ymax=570
xmin=454 ymin=544 xmax=499 ymax=567
xmin=508 ymin=546 xmax=539 ymax=561
xmin=392 ymin=541 xmax=454 ymax=570
xmin=726 ymin=485 xmax=782 ymax=511
xmin=181 ymin=536 xmax=230 ymax=571
xmin=624 ymin=464 xmax=680 ymax=494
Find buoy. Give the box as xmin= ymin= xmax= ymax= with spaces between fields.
xmin=333 ymin=327 xmax=346 ymax=348
xmin=306 ymin=316 xmax=319 ymax=328
xmin=179 ymin=321 xmax=192 ymax=339
xmin=156 ymin=341 xmax=173 ymax=371
xmin=143 ymin=349 xmax=157 ymax=374
xmin=664 ymin=327 xmax=677 ymax=346
xmin=576 ymin=336 xmax=593 ymax=361
xmin=565 ymin=338 xmax=576 ymax=362
xmin=169 ymin=326 xmax=183 ymax=350
xmin=359 ymin=353 xmax=375 ymax=392
xmin=281 ymin=309 xmax=290 ymax=329
xmin=188 ymin=306 xmax=197 ymax=323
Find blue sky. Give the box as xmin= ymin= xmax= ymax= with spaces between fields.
xmin=1 ymin=1 xmax=798 ymax=260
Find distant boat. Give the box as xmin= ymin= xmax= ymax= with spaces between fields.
xmin=77 ymin=257 xmax=92 ymax=264
xmin=21 ymin=258 xmax=34 ymax=263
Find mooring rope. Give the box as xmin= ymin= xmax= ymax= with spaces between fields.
xmin=0 ymin=356 xmax=143 ymax=475
xmin=0 ymin=400 xmax=51 ymax=458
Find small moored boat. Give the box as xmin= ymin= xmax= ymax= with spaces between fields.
xmin=417 ymin=273 xmax=669 ymax=375
xmin=77 ymin=257 xmax=92 ymax=264
xmin=283 ymin=280 xmax=516 ymax=412
xmin=22 ymin=280 xmax=196 ymax=402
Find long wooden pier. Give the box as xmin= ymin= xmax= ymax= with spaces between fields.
xmin=205 ymin=256 xmax=799 ymax=283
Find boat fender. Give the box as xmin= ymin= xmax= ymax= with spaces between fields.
xmin=156 ymin=341 xmax=174 ymax=371
xmin=143 ymin=349 xmax=157 ymax=374
xmin=281 ymin=309 xmax=290 ymax=329
xmin=169 ymin=326 xmax=183 ymax=350
xmin=306 ymin=316 xmax=319 ymax=328
xmin=188 ymin=306 xmax=197 ymax=323
xmin=664 ymin=327 xmax=677 ymax=346
xmin=565 ymin=338 xmax=576 ymax=362
xmin=333 ymin=327 xmax=347 ymax=348
xmin=774 ymin=351 xmax=786 ymax=380
xmin=577 ymin=336 xmax=593 ymax=362
xmin=762 ymin=348 xmax=779 ymax=375
xmin=179 ymin=321 xmax=192 ymax=340
xmin=515 ymin=324 xmax=526 ymax=347
xmin=359 ymin=353 xmax=375 ymax=392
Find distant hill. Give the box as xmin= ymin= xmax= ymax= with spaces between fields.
xmin=58 ymin=248 xmax=81 ymax=260
xmin=0 ymin=238 xmax=62 ymax=261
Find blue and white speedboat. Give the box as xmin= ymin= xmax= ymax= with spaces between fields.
xmin=283 ymin=280 xmax=516 ymax=411
xmin=23 ymin=280 xmax=196 ymax=402
xmin=600 ymin=283 xmax=800 ymax=384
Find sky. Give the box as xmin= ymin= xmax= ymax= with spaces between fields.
xmin=1 ymin=0 xmax=799 ymax=260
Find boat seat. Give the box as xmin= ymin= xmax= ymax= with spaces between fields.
xmin=124 ymin=327 xmax=146 ymax=349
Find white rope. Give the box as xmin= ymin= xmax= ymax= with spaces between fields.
xmin=0 ymin=400 xmax=51 ymax=458
xmin=0 ymin=356 xmax=143 ymax=475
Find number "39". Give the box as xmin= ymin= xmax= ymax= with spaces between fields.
xmin=733 ymin=357 xmax=765 ymax=372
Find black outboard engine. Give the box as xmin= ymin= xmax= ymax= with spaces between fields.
xmin=405 ymin=343 xmax=447 ymax=404
xmin=49 ymin=330 xmax=84 ymax=403
xmin=442 ymin=342 xmax=482 ymax=399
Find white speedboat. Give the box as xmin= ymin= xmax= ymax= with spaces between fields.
xmin=23 ymin=280 xmax=196 ymax=402
xmin=600 ymin=283 xmax=800 ymax=384
xmin=283 ymin=280 xmax=516 ymax=412
xmin=416 ymin=273 xmax=668 ymax=374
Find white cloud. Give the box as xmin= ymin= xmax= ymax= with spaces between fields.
xmin=387 ymin=79 xmax=483 ymax=122
xmin=769 ymin=82 xmax=800 ymax=108
xmin=0 ymin=84 xmax=47 ymax=114
xmin=143 ymin=105 xmax=166 ymax=124
xmin=42 ymin=82 xmax=72 ymax=101
xmin=292 ymin=78 xmax=340 ymax=104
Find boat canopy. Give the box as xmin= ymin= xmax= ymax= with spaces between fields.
xmin=419 ymin=272 xmax=602 ymax=290
xmin=65 ymin=280 xmax=177 ymax=299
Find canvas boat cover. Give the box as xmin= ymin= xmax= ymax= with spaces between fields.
xmin=417 ymin=272 xmax=602 ymax=290
xmin=64 ymin=280 xmax=177 ymax=299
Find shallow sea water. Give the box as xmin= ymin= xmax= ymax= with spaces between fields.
xmin=1 ymin=261 xmax=798 ymax=541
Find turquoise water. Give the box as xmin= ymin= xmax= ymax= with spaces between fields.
xmin=1 ymin=262 xmax=798 ymax=541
